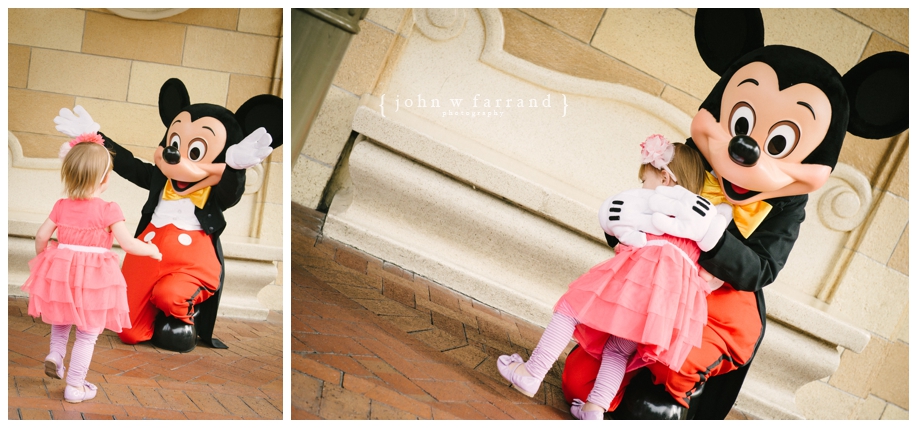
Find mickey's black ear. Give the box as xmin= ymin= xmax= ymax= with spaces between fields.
xmin=695 ymin=9 xmax=765 ymax=76
xmin=158 ymin=78 xmax=191 ymax=127
xmin=843 ymin=51 xmax=909 ymax=139
xmin=235 ymin=94 xmax=283 ymax=149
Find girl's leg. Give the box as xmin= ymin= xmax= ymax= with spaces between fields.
xmin=498 ymin=301 xmax=580 ymax=397
xmin=45 ymin=324 xmax=71 ymax=379
xmin=524 ymin=309 xmax=579 ymax=380
xmin=587 ymin=335 xmax=638 ymax=409
xmin=49 ymin=324 xmax=71 ymax=359
xmin=64 ymin=328 xmax=100 ymax=403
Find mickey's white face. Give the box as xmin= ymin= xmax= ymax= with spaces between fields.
xmin=153 ymin=112 xmax=227 ymax=195
xmin=692 ymin=62 xmax=834 ymax=205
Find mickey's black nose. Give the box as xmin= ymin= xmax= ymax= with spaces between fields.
xmin=728 ymin=135 xmax=760 ymax=167
xmin=163 ymin=146 xmax=181 ymax=165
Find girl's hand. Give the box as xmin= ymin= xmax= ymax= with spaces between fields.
xmin=699 ymin=267 xmax=724 ymax=291
xmin=148 ymin=243 xmax=162 ymax=261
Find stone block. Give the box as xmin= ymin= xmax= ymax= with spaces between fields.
xmin=8 ymin=44 xmax=30 ymax=89
xmin=263 ymin=162 xmax=284 ymax=205
xmin=303 ymin=86 xmax=361 ymax=165
xmin=82 ymin=12 xmax=185 ymax=65
xmin=128 ymin=62 xmax=230 ymax=107
xmin=371 ymin=34 xmax=409 ymax=97
xmin=829 ymin=336 xmax=889 ymax=397
xmin=869 ymin=340 xmax=909 ymax=409
xmin=332 ymin=20 xmax=396 ymax=96
xmin=227 ymin=74 xmax=275 ymax=112
xmin=854 ymin=394 xmax=887 ymax=420
xmin=162 ymin=8 xmax=239 ymax=30
xmin=858 ymin=193 xmax=908 ymax=264
xmin=8 ymin=88 xmax=75 ymax=135
xmin=887 ymin=224 xmax=908 ymax=275
xmin=880 ymin=404 xmax=908 ymax=420
xmin=517 ymin=8 xmax=605 ymax=43
xmin=183 ymin=26 xmax=279 ymax=77
xmin=829 ymin=253 xmax=908 ymax=338
xmin=860 ymin=32 xmax=908 ymax=62
xmin=28 ymin=49 xmax=131 ymax=101
xmin=837 ymin=133 xmax=893 ymax=186
xmin=259 ymin=202 xmax=284 ymax=246
xmin=8 ymin=9 xmax=84 ymax=52
xmin=14 ymin=132 xmax=66 ymax=159
xmin=238 ymin=8 xmax=282 ymax=37
xmin=796 ymin=381 xmax=857 ymax=419
xmin=762 ymin=9 xmax=871 ymax=74
xmin=367 ymin=9 xmax=407 ymax=32
xmin=592 ymin=9 xmax=715 ymax=100
xmin=891 ymin=304 xmax=908 ymax=344
xmin=838 ymin=8 xmax=908 ymax=47
xmin=502 ymin=8 xmax=663 ymax=97
xmin=660 ymin=85 xmax=701 ymax=118
xmin=887 ymin=145 xmax=908 ymax=199
xmin=292 ymin=157 xmax=334 ymax=209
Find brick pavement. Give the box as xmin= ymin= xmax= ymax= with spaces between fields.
xmin=8 ymin=296 xmax=283 ymax=420
xmin=292 ymin=203 xmax=572 ymax=420
xmin=291 ymin=203 xmax=750 ymax=420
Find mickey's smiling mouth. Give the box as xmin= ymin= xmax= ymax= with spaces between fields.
xmin=171 ymin=178 xmax=204 ymax=192
xmin=722 ymin=177 xmax=761 ymax=202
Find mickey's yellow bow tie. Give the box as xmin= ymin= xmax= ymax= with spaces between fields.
xmin=699 ymin=171 xmax=771 ymax=238
xmin=162 ymin=180 xmax=211 ymax=209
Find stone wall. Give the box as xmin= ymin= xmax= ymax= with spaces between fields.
xmin=8 ymin=8 xmax=285 ymax=316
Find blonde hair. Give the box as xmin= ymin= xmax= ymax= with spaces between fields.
xmin=61 ymin=142 xmax=113 ymax=200
xmin=638 ymin=142 xmax=705 ymax=194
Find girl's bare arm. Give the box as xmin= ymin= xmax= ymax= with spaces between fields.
xmin=110 ymin=221 xmax=161 ymax=260
xmin=35 ymin=218 xmax=57 ymax=255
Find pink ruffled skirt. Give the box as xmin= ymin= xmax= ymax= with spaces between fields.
xmin=21 ymin=242 xmax=131 ymax=333
xmin=558 ymin=235 xmax=709 ymax=371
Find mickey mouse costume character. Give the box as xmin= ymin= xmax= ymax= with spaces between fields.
xmin=560 ymin=9 xmax=908 ymax=419
xmin=54 ymin=78 xmax=282 ymax=353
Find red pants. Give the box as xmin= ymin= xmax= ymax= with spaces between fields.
xmin=562 ymin=286 xmax=761 ymax=409
xmin=117 ymin=223 xmax=220 ymax=344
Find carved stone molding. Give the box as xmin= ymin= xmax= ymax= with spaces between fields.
xmin=107 ymin=9 xmax=188 ymax=20
xmin=817 ymin=162 xmax=873 ymax=231
xmin=414 ymin=9 xmax=466 ymax=41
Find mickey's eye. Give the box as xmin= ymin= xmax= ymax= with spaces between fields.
xmin=188 ymin=140 xmax=207 ymax=162
xmin=729 ymin=102 xmax=755 ymax=136
xmin=169 ymin=134 xmax=181 ymax=150
xmin=765 ymin=122 xmax=799 ymax=159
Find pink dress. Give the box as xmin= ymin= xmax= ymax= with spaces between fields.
xmin=557 ymin=234 xmax=710 ymax=372
xmin=21 ymin=198 xmax=132 ymax=333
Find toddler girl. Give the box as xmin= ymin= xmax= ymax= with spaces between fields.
xmin=21 ymin=134 xmax=161 ymax=403
xmin=497 ymin=135 xmax=728 ymax=419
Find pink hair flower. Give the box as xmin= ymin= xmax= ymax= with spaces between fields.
xmin=59 ymin=133 xmax=105 ymax=159
xmin=640 ymin=134 xmax=678 ymax=182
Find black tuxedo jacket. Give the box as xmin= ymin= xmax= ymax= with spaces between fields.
xmin=102 ymin=132 xmax=247 ymax=349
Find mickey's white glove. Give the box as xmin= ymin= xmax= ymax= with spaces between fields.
xmin=649 ymin=185 xmax=730 ymax=252
xmin=225 ymin=127 xmax=273 ymax=169
xmin=54 ymin=105 xmax=100 ymax=137
xmin=598 ymin=189 xmax=661 ymax=248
